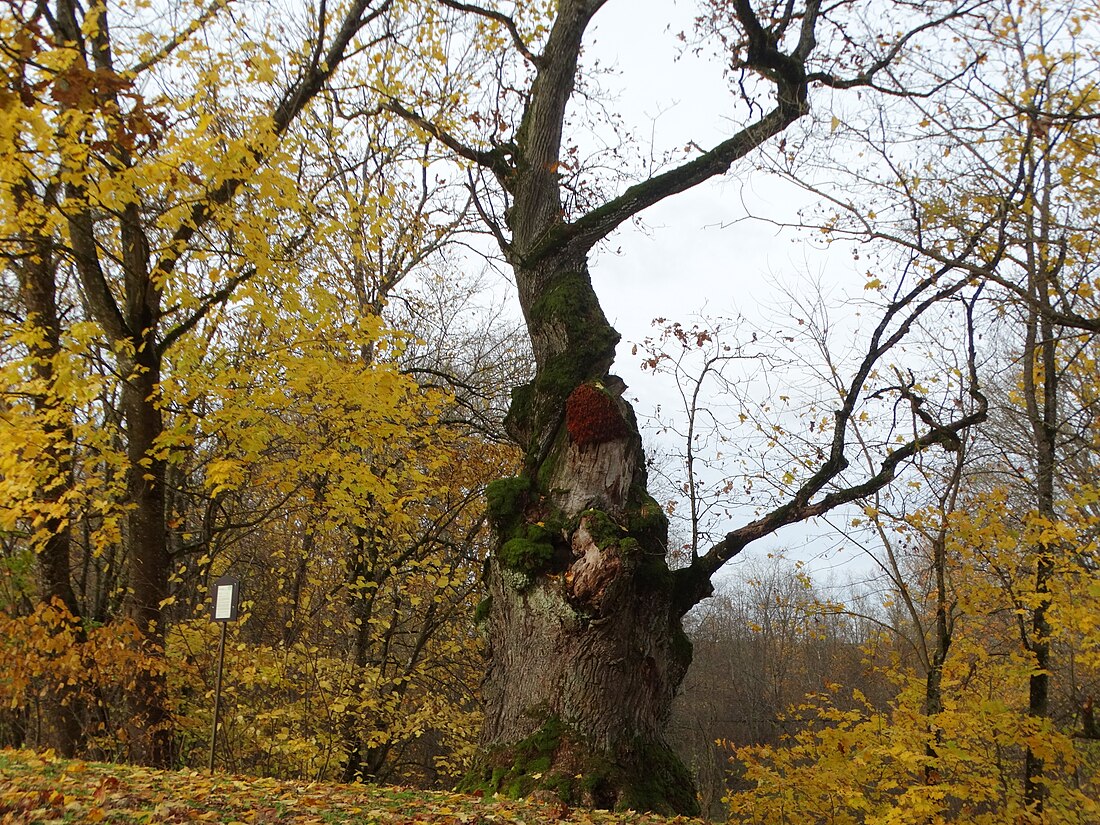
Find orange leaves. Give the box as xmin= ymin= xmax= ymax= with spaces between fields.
xmin=93 ymin=775 xmax=120 ymax=805
xmin=0 ymin=601 xmax=166 ymax=748
xmin=48 ymin=64 xmax=130 ymax=113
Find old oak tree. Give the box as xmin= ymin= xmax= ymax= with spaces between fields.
xmin=386 ymin=0 xmax=989 ymax=813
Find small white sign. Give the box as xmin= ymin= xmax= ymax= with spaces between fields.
xmin=214 ymin=584 xmax=235 ymax=620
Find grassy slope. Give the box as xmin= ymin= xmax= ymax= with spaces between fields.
xmin=0 ymin=749 xmax=703 ymax=824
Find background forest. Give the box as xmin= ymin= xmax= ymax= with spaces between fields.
xmin=0 ymin=0 xmax=1098 ymax=823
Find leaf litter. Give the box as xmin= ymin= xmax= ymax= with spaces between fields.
xmin=0 ymin=749 xmax=702 ymax=825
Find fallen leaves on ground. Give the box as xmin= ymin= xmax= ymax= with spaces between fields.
xmin=0 ymin=749 xmax=702 ymax=825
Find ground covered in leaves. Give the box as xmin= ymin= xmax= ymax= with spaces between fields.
xmin=0 ymin=749 xmax=702 ymax=824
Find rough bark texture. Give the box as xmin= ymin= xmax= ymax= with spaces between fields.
xmin=466 ymin=244 xmax=699 ymax=812
xmin=460 ymin=0 xmax=818 ymax=812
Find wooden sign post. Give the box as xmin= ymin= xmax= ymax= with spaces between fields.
xmin=209 ymin=575 xmax=240 ymax=774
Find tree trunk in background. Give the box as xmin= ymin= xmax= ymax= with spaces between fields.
xmin=13 ymin=181 xmax=84 ymax=758
xmin=1021 ymin=151 xmax=1058 ymax=815
xmin=120 ymin=349 xmax=174 ymax=768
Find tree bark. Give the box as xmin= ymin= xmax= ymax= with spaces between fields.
xmin=461 ymin=239 xmax=699 ymax=811
xmin=1020 ymin=148 xmax=1058 ymax=815
xmin=120 ymin=348 xmax=174 ymax=767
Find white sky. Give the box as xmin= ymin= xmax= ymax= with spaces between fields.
xmin=572 ymin=1 xmax=879 ymax=587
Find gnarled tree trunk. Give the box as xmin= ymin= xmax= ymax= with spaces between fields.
xmin=448 ymin=0 xmax=814 ymax=812
xmin=469 ymin=257 xmax=697 ymax=813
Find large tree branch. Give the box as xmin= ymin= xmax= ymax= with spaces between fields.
xmin=672 ymin=266 xmax=990 ymax=615
xmin=382 ymin=98 xmax=511 ymax=178
xmin=158 ymin=225 xmax=316 ymax=356
xmin=51 ymin=0 xmax=128 ymax=342
xmin=505 ymin=0 xmax=609 ymax=250
xmin=157 ymin=270 xmax=251 ymax=356
xmin=515 ymin=0 xmax=815 ymax=262
xmin=64 ymin=208 xmax=130 ymax=342
xmin=531 ymin=102 xmax=806 ymax=262
xmin=529 ymin=1 xmax=985 ymax=262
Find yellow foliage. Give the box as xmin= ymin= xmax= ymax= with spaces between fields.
xmin=0 ymin=600 xmax=176 ymax=756
xmin=728 ymin=675 xmax=1098 ymax=824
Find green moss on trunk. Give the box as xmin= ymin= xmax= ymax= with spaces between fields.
xmin=500 ymin=529 xmax=556 ymax=575
xmin=486 ymin=479 xmax=567 ymax=580
xmin=619 ymin=739 xmax=700 ymax=816
xmin=474 ymin=596 xmax=492 ymax=626
xmin=458 ymin=716 xmax=566 ymax=799
xmin=486 ymin=476 xmax=531 ymax=535
xmin=505 ymin=269 xmax=620 ymax=456
xmin=626 ymin=484 xmax=669 ymax=541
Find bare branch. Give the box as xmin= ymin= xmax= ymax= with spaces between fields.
xmin=805 ymin=1 xmax=984 ymax=92
xmin=127 ymin=0 xmax=224 ymax=75
xmin=383 ymin=98 xmax=509 ymax=175
xmin=435 ymin=0 xmax=541 ymax=66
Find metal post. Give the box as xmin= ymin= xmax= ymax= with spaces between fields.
xmin=208 ymin=620 xmax=228 ymax=774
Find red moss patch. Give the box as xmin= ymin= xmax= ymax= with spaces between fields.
xmin=565 ymin=383 xmax=627 ymax=447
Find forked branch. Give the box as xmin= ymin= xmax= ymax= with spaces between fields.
xmin=435 ymin=0 xmax=542 ymax=65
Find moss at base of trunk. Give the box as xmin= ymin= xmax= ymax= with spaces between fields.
xmin=459 ymin=716 xmax=567 ymax=800
xmin=459 ymin=720 xmax=699 ymax=816
xmin=619 ymin=739 xmax=700 ymax=816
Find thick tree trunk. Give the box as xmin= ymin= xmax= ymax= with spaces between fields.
xmin=467 ymin=257 xmax=698 ymax=814
xmin=429 ymin=0 xmax=980 ymax=806
xmin=444 ymin=3 xmax=820 ymax=812
xmin=476 ymin=529 xmax=695 ymax=813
